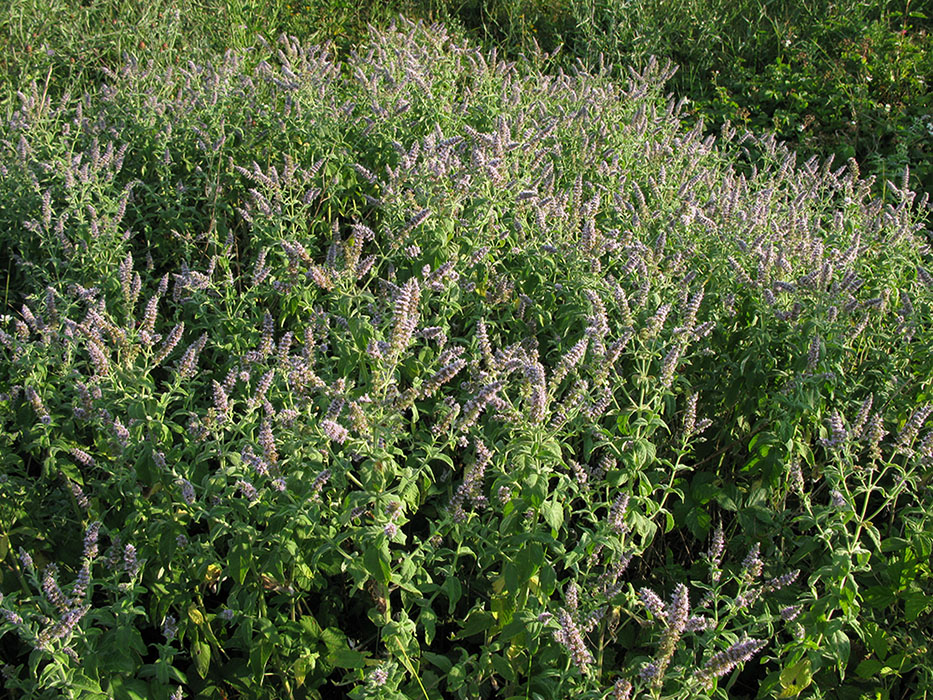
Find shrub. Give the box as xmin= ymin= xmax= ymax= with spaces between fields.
xmin=0 ymin=17 xmax=931 ymax=700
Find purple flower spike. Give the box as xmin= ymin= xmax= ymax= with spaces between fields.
xmin=698 ymin=638 xmax=767 ymax=688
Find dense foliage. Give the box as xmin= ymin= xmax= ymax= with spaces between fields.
xmin=0 ymin=13 xmax=931 ymax=700
xmin=425 ymin=0 xmax=933 ymax=199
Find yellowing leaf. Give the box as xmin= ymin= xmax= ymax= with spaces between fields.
xmin=188 ymin=604 xmax=205 ymax=626
xmin=204 ymin=563 xmax=222 ymax=585
xmin=778 ymin=659 xmax=812 ymax=697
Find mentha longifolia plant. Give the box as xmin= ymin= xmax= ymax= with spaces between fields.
xmin=0 ymin=16 xmax=931 ymax=700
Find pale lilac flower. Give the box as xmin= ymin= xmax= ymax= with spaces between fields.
xmin=867 ymin=413 xmax=886 ymax=461
xmin=639 ymin=588 xmax=667 ymax=621
xmin=368 ymin=666 xmax=389 ymax=687
xmin=153 ymin=322 xmax=184 ymax=363
xmin=1 ymin=609 xmax=23 ymax=626
xmin=609 ymin=493 xmax=629 ymax=533
xmin=390 ymin=278 xmax=420 ymax=354
xmin=788 ymin=458 xmax=805 ymax=495
xmin=18 ymin=547 xmax=34 ymax=571
xmin=708 ymin=524 xmax=725 ymax=580
xmin=259 ymin=420 xmax=278 ymax=463
xmin=70 ymin=482 xmax=89 ymax=509
xmin=685 ymin=615 xmax=709 ymax=632
xmin=42 ymin=565 xmax=68 ymax=613
xmin=212 ymin=380 xmax=229 ymax=418
xmin=741 ymin=543 xmax=763 ymax=582
xmin=25 ymin=387 xmax=51 ymax=424
xmin=645 ymin=303 xmax=672 ymax=337
xmin=112 ymin=418 xmax=130 ymax=447
xmin=179 ymin=479 xmax=196 ymax=505
xmin=236 ymin=480 xmax=258 ymax=501
xmin=83 ymin=522 xmax=101 ymax=560
xmin=897 ymin=404 xmax=933 ymax=453
xmin=553 ymin=609 xmax=593 ymax=673
xmin=124 ymin=544 xmax=139 ymax=577
xmin=821 ymin=412 xmax=847 ymax=449
xmin=449 ymin=439 xmax=493 ymax=521
xmin=639 ymin=661 xmax=660 ymax=683
xmin=566 ymin=583 xmax=579 ymax=614
xmin=667 ymin=584 xmax=689 ymax=634
xmin=322 ymin=419 xmax=349 ymax=444
xmin=177 ymin=333 xmax=208 ymax=379
xmin=550 ymin=337 xmax=588 ymax=388
xmin=70 ymin=448 xmax=94 ymax=467
xmin=698 ymin=638 xmax=767 ymax=688
xmin=659 ymin=344 xmax=682 ymax=388
xmin=614 ymin=679 xmax=632 ymax=700
xmin=48 ymin=604 xmax=89 ymax=640
xmin=806 ymin=335 xmax=820 ymax=369
xmin=766 ymin=570 xmax=800 ymax=591
xmin=310 ymin=469 xmax=331 ymax=500
xmin=163 ymin=615 xmax=177 ymax=641
xmin=682 ymin=393 xmax=698 ymax=437
xmin=422 ymin=358 xmax=467 ymax=398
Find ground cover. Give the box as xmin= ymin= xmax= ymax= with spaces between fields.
xmin=0 ymin=8 xmax=931 ymax=700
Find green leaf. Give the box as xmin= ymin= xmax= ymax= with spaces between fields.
xmin=328 ymin=648 xmax=367 ymax=669
xmin=504 ymin=561 xmax=520 ymax=596
xmin=418 ymin=606 xmax=436 ymax=645
xmin=541 ymin=500 xmax=564 ymax=533
xmin=228 ymin=536 xmax=251 ymax=585
xmin=423 ymin=652 xmax=452 ymax=673
xmin=864 ymin=585 xmax=896 ymax=610
xmin=443 ymin=576 xmax=462 ymax=615
xmin=903 ymin=590 xmax=930 ymax=621
xmin=363 ymin=543 xmax=391 ymax=585
xmin=685 ymin=506 xmax=711 ymax=539
xmin=193 ymin=640 xmax=211 ymax=678
xmin=856 ymin=659 xmax=885 ymax=679
xmin=490 ymin=653 xmax=517 ymax=682
xmin=539 ymin=562 xmax=557 ymax=596
xmin=108 ymin=678 xmax=153 ymax=700
xmin=457 ymin=610 xmax=495 ymax=638
xmin=514 ymin=541 xmax=544 ymax=583
xmin=829 ymin=630 xmax=850 ymax=678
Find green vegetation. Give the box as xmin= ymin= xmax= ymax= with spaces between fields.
xmin=422 ymin=0 xmax=933 ymax=198
xmin=0 ymin=3 xmax=931 ymax=700
xmin=3 ymin=0 xmax=930 ymax=193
